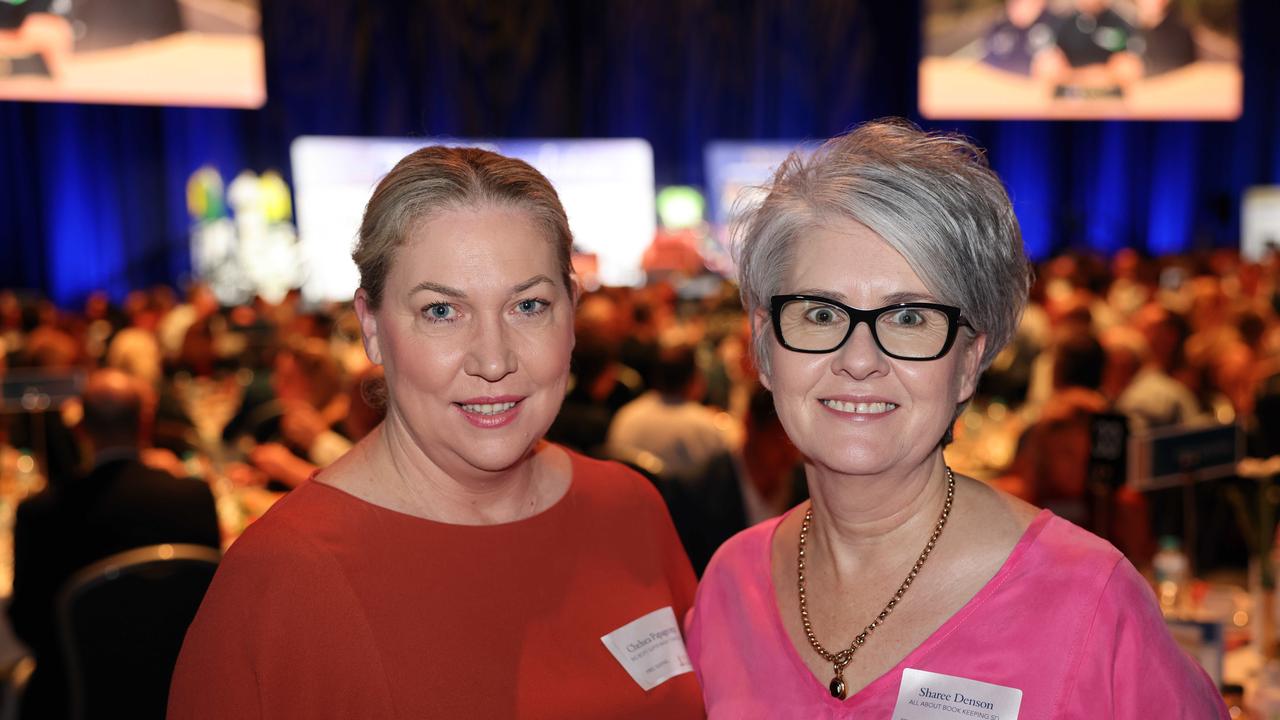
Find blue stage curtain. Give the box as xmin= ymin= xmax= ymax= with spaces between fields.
xmin=2 ymin=0 xmax=1279 ymax=305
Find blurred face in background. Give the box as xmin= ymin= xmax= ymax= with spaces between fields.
xmin=1135 ymin=0 xmax=1173 ymax=26
xmin=356 ymin=204 xmax=576 ymax=479
xmin=1006 ymin=0 xmax=1046 ymax=27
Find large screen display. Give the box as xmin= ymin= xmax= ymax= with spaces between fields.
xmin=290 ymin=137 xmax=657 ymax=301
xmin=702 ymin=141 xmax=813 ymax=272
xmin=704 ymin=141 xmax=805 ymax=231
xmin=920 ymin=0 xmax=1240 ymax=120
xmin=0 ymin=0 xmax=263 ymax=107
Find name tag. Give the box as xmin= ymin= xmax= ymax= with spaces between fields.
xmin=600 ymin=606 xmax=694 ymax=691
xmin=891 ymin=668 xmax=1022 ymax=720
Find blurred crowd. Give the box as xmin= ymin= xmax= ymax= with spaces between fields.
xmin=3 ymin=245 xmax=1280 ymax=572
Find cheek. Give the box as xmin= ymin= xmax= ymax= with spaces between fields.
xmin=530 ymin=326 xmax=575 ymax=382
xmin=767 ymin=353 xmax=823 ymax=398
xmin=766 ymin=357 xmax=825 ymax=437
xmin=507 ymin=317 xmax=575 ymax=385
xmin=383 ymin=329 xmax=464 ymax=394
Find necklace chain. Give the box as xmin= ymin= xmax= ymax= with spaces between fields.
xmin=796 ymin=466 xmax=955 ymax=699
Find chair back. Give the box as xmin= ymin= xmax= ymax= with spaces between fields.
xmin=56 ymin=543 xmax=220 ymax=720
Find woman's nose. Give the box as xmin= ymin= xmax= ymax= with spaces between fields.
xmin=830 ymin=321 xmax=889 ymax=380
xmin=464 ymin=318 xmax=518 ymax=382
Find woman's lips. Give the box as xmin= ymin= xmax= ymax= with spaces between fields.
xmin=819 ymin=398 xmax=898 ymax=416
xmin=454 ymin=397 xmax=524 ymax=428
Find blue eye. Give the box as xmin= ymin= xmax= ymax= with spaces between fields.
xmin=422 ymin=303 xmax=458 ymax=322
xmin=514 ymin=298 xmax=549 ymax=315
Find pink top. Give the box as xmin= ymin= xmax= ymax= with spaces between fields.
xmin=686 ymin=509 xmax=1228 ymax=719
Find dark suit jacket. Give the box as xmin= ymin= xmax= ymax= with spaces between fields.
xmin=664 ymin=451 xmax=807 ymax=577
xmin=8 ymin=455 xmax=220 ymax=720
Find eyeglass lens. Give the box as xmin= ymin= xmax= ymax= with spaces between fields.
xmin=777 ymin=299 xmax=953 ymax=357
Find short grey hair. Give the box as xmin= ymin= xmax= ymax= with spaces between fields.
xmin=735 ymin=119 xmax=1031 ymax=378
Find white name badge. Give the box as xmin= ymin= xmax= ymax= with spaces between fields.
xmin=600 ymin=606 xmax=694 ymax=691
xmin=891 ymin=668 xmax=1022 ymax=720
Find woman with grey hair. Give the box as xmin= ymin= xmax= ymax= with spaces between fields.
xmin=170 ymin=146 xmax=703 ymax=718
xmin=685 ymin=120 xmax=1226 ymax=718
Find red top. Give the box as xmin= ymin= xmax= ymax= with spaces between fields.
xmin=169 ymin=449 xmax=704 ymax=719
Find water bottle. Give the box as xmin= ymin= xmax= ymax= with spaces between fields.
xmin=1152 ymin=536 xmax=1190 ymax=616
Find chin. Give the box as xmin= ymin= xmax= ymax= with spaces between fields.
xmin=459 ymin=428 xmax=548 ymax=472
xmin=801 ymin=440 xmax=904 ymax=476
xmin=451 ymin=445 xmax=534 ymax=475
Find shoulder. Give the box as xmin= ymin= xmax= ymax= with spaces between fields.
xmin=87 ymin=458 xmax=210 ymax=501
xmin=183 ymin=483 xmax=373 ymax=653
xmin=610 ymin=392 xmax=656 ymax=420
xmin=564 ymin=447 xmax=666 ymax=510
xmin=133 ymin=463 xmax=215 ymax=500
xmin=213 ymin=482 xmax=354 ymax=587
xmin=1004 ymin=511 xmax=1127 ymax=607
xmin=171 ymin=483 xmax=395 ymax=719
xmin=1031 ymin=512 xmax=1125 ymax=572
xmin=1056 ymin=552 xmax=1227 ymax=717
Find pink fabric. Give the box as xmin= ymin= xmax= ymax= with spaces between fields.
xmin=686 ymin=509 xmax=1228 ymax=719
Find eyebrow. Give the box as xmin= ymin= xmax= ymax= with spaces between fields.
xmin=409 ymin=281 xmax=465 ymax=298
xmin=409 ymin=274 xmax=555 ymax=299
xmin=511 ymin=274 xmax=556 ymax=294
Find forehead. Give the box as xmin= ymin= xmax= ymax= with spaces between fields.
xmin=784 ymin=218 xmax=930 ymax=300
xmin=390 ymin=204 xmax=558 ymax=285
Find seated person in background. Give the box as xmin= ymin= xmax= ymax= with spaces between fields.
xmin=9 ymin=368 xmax=220 ymax=720
xmin=233 ymin=338 xmax=349 ymax=489
xmin=544 ymin=323 xmax=633 ymax=456
xmin=665 ymin=385 xmax=807 ymax=575
xmin=1099 ymin=324 xmax=1145 ymax=404
xmin=1004 ymin=328 xmax=1109 ymax=524
xmin=5 ymin=323 xmax=83 ymax=485
xmin=1003 ymin=327 xmax=1153 ymax=565
xmin=1116 ymin=303 xmax=1202 ymax=431
xmin=105 ymin=325 xmax=164 ymax=390
xmin=606 ymin=341 xmax=740 ymax=480
xmin=248 ymin=363 xmax=387 ymax=488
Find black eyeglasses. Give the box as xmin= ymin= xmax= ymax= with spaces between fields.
xmin=770 ymin=295 xmax=971 ymax=361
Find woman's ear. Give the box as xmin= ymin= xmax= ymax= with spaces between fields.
xmin=353 ymin=288 xmax=383 ymax=366
xmin=568 ymin=274 xmax=582 ymax=352
xmin=955 ymin=332 xmax=988 ymax=404
xmin=569 ymin=273 xmax=583 ymax=306
xmin=751 ymin=309 xmax=772 ymax=391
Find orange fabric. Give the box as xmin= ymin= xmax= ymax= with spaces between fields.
xmin=168 ymin=450 xmax=704 ymax=719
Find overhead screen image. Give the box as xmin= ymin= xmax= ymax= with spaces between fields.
xmin=290 ymin=137 xmax=656 ymax=302
xmin=921 ymin=0 xmax=1240 ymax=120
xmin=0 ymin=0 xmax=264 ymax=107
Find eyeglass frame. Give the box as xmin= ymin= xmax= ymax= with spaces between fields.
xmin=769 ymin=294 xmax=973 ymax=361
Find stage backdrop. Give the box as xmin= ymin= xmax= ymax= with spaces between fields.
xmin=2 ymin=0 xmax=1280 ymax=305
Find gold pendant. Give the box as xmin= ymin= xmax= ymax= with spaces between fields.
xmin=829 ymin=675 xmax=846 ymax=700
